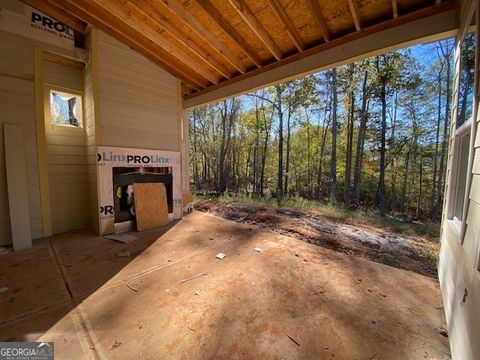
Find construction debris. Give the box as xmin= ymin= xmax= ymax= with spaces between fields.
xmin=116 ymin=250 xmax=131 ymax=258
xmin=180 ymin=273 xmax=208 ymax=284
xmin=216 ymin=253 xmax=226 ymax=260
xmin=287 ymin=334 xmax=301 ymax=347
xmin=124 ymin=279 xmax=138 ymax=292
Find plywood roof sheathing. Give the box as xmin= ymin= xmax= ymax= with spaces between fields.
xmin=228 ymin=0 xmax=283 ymax=60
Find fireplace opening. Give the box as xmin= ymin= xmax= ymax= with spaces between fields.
xmin=112 ymin=167 xmax=173 ymax=225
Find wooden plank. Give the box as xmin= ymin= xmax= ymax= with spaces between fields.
xmin=184 ymin=4 xmax=457 ymax=108
xmin=129 ymin=0 xmax=231 ymax=79
xmin=194 ymin=0 xmax=262 ymax=67
xmin=96 ymin=0 xmax=220 ymax=84
xmin=21 ymin=0 xmax=87 ymax=34
xmin=133 ymin=183 xmax=169 ymax=231
xmin=157 ymin=0 xmax=247 ymax=74
xmin=228 ymin=0 xmax=283 ymax=60
xmin=60 ymin=0 xmax=206 ymax=90
xmin=266 ymin=0 xmax=304 ymax=52
xmin=392 ymin=0 xmax=398 ymax=18
xmin=306 ymin=0 xmax=331 ymax=42
xmin=347 ymin=0 xmax=362 ymax=32
xmin=4 ymin=124 xmax=32 ymax=250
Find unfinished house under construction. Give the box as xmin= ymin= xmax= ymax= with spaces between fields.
xmin=0 ymin=0 xmax=478 ymax=358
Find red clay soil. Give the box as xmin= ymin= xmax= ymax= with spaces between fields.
xmin=0 ymin=211 xmax=449 ymax=359
xmin=195 ymin=199 xmax=440 ymax=278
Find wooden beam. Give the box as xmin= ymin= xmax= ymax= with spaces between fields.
xmin=97 ymin=0 xmax=220 ymax=85
xmin=184 ymin=3 xmax=457 ymax=108
xmin=59 ymin=0 xmax=206 ymax=90
xmin=194 ymin=0 xmax=263 ymax=67
xmin=392 ymin=0 xmax=398 ymax=18
xmin=21 ymin=0 xmax=87 ymax=34
xmin=228 ymin=0 xmax=283 ymax=60
xmin=126 ymin=0 xmax=231 ymax=80
xmin=157 ymin=0 xmax=247 ymax=74
xmin=306 ymin=0 xmax=331 ymax=42
xmin=347 ymin=0 xmax=362 ymax=32
xmin=266 ymin=0 xmax=304 ymax=52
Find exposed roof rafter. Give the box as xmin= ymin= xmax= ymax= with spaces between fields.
xmin=228 ymin=0 xmax=283 ymax=61
xmin=194 ymin=0 xmax=263 ymax=68
xmin=60 ymin=0 xmax=207 ymax=90
xmin=306 ymin=0 xmax=331 ymax=42
xmin=127 ymin=0 xmax=232 ymax=80
xmin=157 ymin=0 xmax=247 ymax=74
xmin=97 ymin=0 xmax=220 ymax=85
xmin=266 ymin=0 xmax=305 ymax=51
xmin=392 ymin=0 xmax=399 ymax=18
xmin=347 ymin=0 xmax=362 ymax=32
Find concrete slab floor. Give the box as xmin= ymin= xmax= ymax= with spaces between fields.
xmin=0 ymin=211 xmax=450 ymax=359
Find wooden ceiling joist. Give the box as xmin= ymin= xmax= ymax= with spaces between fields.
xmin=126 ymin=0 xmax=231 ymax=80
xmin=194 ymin=0 xmax=263 ymax=68
xmin=392 ymin=0 xmax=399 ymax=18
xmin=97 ymin=0 xmax=220 ymax=85
xmin=60 ymin=0 xmax=207 ymax=90
xmin=157 ymin=0 xmax=247 ymax=74
xmin=22 ymin=0 xmax=87 ymax=34
xmin=266 ymin=0 xmax=305 ymax=52
xmin=347 ymin=0 xmax=362 ymax=32
xmin=33 ymin=0 xmax=457 ymax=104
xmin=306 ymin=0 xmax=331 ymax=42
xmin=228 ymin=0 xmax=283 ymax=61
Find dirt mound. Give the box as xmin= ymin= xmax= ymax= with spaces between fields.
xmin=194 ymin=199 xmax=439 ymax=278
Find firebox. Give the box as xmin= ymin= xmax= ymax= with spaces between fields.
xmin=112 ymin=167 xmax=173 ymax=223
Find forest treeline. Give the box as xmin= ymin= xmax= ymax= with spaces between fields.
xmin=188 ymin=39 xmax=455 ymax=221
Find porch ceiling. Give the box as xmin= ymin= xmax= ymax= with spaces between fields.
xmin=22 ymin=0 xmax=457 ymax=106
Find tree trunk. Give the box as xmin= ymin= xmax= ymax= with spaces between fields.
xmin=284 ymin=110 xmax=292 ymax=196
xmin=330 ymin=68 xmax=338 ymax=206
xmin=352 ymin=70 xmax=369 ymax=209
xmin=378 ymin=58 xmax=387 ymax=217
xmin=344 ymin=64 xmax=355 ymax=207
xmin=276 ymin=86 xmax=284 ymax=203
xmin=430 ymin=72 xmax=442 ymax=219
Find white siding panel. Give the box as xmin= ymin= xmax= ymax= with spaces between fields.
xmin=97 ymin=32 xmax=179 ymax=152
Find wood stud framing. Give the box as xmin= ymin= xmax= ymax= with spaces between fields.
xmin=29 ymin=0 xmax=457 ymax=99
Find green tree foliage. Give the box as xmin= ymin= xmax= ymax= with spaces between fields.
xmin=189 ymin=39 xmax=454 ymax=221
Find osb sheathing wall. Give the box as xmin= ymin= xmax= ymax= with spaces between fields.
xmin=438 ymin=0 xmax=480 ymax=358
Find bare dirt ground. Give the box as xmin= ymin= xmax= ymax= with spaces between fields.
xmin=195 ymin=199 xmax=440 ymax=278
